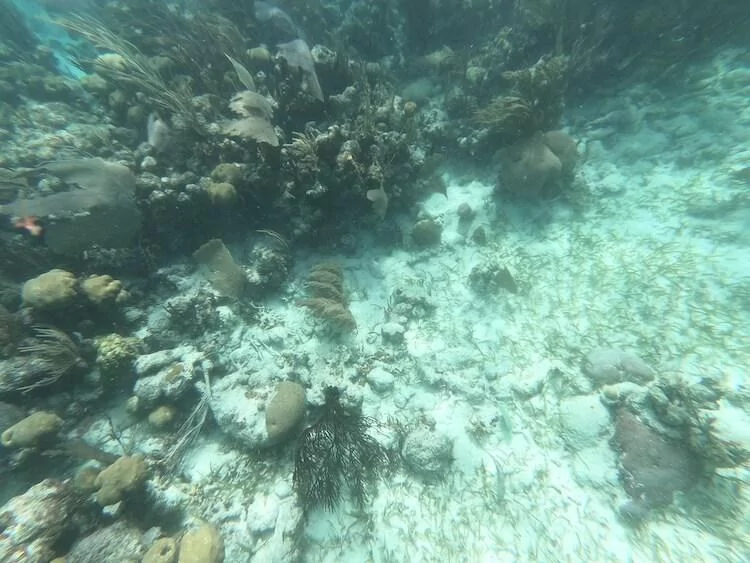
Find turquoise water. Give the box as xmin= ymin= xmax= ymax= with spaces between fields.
xmin=0 ymin=2 xmax=748 ymax=562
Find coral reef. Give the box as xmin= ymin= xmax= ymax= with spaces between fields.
xmin=0 ymin=0 xmax=748 ymax=559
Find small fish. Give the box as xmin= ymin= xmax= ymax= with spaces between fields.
xmin=14 ymin=216 xmax=43 ymax=237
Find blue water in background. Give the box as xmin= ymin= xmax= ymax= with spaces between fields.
xmin=11 ymin=0 xmax=87 ymax=77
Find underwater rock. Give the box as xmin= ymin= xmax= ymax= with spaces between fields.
xmin=612 ymin=408 xmax=702 ymax=509
xmin=694 ymin=401 xmax=750 ymax=469
xmin=148 ymin=405 xmax=177 ymax=429
xmin=471 ymin=226 xmax=487 ymax=245
xmin=366 ymin=366 xmax=396 ymax=393
xmin=600 ymin=381 xmax=649 ymax=406
xmin=209 ymin=372 xmax=271 ymax=448
xmin=401 ymin=426 xmax=453 ymax=477
xmin=542 ymin=130 xmax=579 ymax=177
xmin=381 ymin=322 xmax=405 ymax=344
xmin=584 ymin=348 xmax=654 ymax=386
xmin=133 ymin=359 xmax=196 ymax=409
xmin=468 ymin=261 xmax=518 ymax=295
xmin=497 ymin=133 xmax=563 ymax=199
xmin=411 ymin=218 xmax=442 ymax=247
xmin=558 ymin=395 xmax=611 ymax=451
xmin=0 ymin=479 xmax=77 ymax=562
xmin=66 ymin=520 xmax=147 ymax=562
xmin=456 ymin=202 xmax=475 ymax=222
xmin=245 ymin=240 xmax=291 ymax=296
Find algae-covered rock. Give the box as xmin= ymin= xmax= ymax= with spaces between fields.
xmin=1 ymin=411 xmax=63 ymax=448
xmin=411 ymin=218 xmax=442 ymax=247
xmin=265 ymin=381 xmax=306 ymax=443
xmin=0 ymin=479 xmax=77 ymax=562
xmin=21 ymin=269 xmax=77 ymax=309
xmin=178 ymin=523 xmax=224 ymax=563
xmin=143 ymin=537 xmax=178 ymax=563
xmin=94 ymin=455 xmax=148 ymax=506
xmin=401 ymin=426 xmax=453 ymax=476
xmin=584 ymin=348 xmax=654 ymax=386
xmin=613 ymin=408 xmax=701 ymax=509
xmin=66 ymin=520 xmax=146 ymax=563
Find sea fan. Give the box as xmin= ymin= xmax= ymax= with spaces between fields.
xmin=293 ymin=387 xmax=387 ymax=511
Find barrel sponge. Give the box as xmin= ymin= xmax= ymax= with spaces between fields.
xmin=21 ymin=269 xmax=77 ymax=309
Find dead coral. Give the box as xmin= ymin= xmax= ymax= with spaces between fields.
xmin=298 ymin=262 xmax=356 ymax=333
